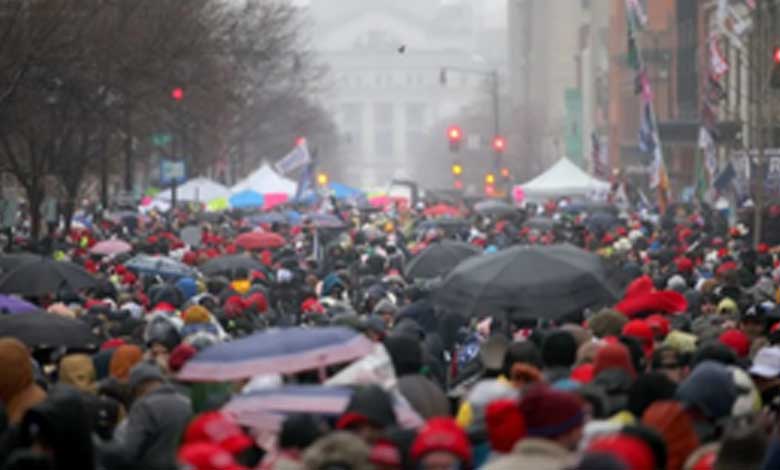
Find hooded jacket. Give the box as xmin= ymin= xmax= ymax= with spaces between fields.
xmin=0 ymin=338 xmax=47 ymax=424
xmin=102 ymin=383 xmax=192 ymax=470
xmin=17 ymin=385 xmax=95 ymax=470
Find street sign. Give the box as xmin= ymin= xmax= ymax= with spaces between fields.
xmin=152 ymin=133 xmax=173 ymax=146
xmin=160 ymin=159 xmax=186 ymax=185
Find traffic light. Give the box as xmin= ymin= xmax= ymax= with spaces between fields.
xmin=451 ymin=163 xmax=463 ymax=176
xmin=484 ymin=184 xmax=495 ymax=196
xmin=447 ymin=125 xmax=463 ymax=151
xmin=316 ymin=172 xmax=328 ymax=186
xmin=295 ymin=136 xmax=306 ymax=147
xmin=772 ymin=46 xmax=780 ymax=89
xmin=500 ymin=167 xmax=511 ymax=178
xmin=171 ymin=87 xmax=184 ymax=101
xmin=492 ymin=136 xmax=506 ymax=153
xmin=485 ymin=173 xmax=496 ymax=185
xmin=453 ymin=179 xmax=463 ymax=190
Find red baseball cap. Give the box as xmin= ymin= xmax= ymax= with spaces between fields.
xmin=183 ymin=412 xmax=253 ymax=455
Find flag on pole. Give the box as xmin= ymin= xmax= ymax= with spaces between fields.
xmin=638 ymin=102 xmax=656 ymax=155
xmin=709 ymin=34 xmax=730 ymax=78
xmin=275 ymin=141 xmax=312 ymax=175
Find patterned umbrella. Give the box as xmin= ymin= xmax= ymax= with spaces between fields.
xmin=89 ymin=239 xmax=133 ymax=256
xmin=178 ymin=327 xmax=373 ymax=381
xmin=125 ymin=255 xmax=196 ymax=280
xmin=223 ymin=385 xmax=423 ymax=433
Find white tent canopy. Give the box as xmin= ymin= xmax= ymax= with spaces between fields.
xmin=231 ymin=163 xmax=297 ymax=195
xmin=517 ymin=157 xmax=610 ymax=200
xmin=156 ymin=177 xmax=230 ymax=202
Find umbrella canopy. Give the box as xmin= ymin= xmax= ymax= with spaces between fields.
xmin=0 ymin=253 xmax=39 ymax=273
xmin=474 ymin=199 xmax=516 ymax=217
xmin=424 ymin=204 xmax=460 ymax=218
xmin=200 ymin=255 xmax=265 ymax=277
xmin=304 ymin=213 xmax=346 ymax=229
xmin=178 ymin=327 xmax=373 ymax=381
xmin=126 ymin=255 xmax=196 ymax=280
xmin=89 ymin=239 xmax=133 ymax=256
xmin=434 ymin=244 xmax=621 ymax=321
xmin=404 ymin=240 xmax=481 ymax=281
xmin=247 ymin=212 xmax=288 ymax=226
xmin=329 ymin=182 xmax=364 ymax=200
xmin=223 ymin=385 xmax=423 ymax=432
xmin=0 ymin=312 xmax=99 ymax=349
xmin=0 ymin=295 xmax=40 ymax=314
xmin=235 ymin=231 xmax=286 ymax=251
xmin=229 ymin=190 xmax=265 ymax=209
xmin=524 ymin=217 xmax=556 ymax=231
xmin=0 ymin=259 xmax=99 ymax=296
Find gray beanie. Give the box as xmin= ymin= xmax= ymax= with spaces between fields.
xmin=128 ymin=362 xmax=164 ymax=392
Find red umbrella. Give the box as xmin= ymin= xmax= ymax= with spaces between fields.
xmin=89 ymin=239 xmax=133 ymax=256
xmin=424 ymin=204 xmax=460 ymax=217
xmin=235 ymin=231 xmax=286 ymax=250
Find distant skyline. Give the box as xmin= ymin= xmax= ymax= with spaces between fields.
xmin=292 ymin=0 xmax=507 ymax=28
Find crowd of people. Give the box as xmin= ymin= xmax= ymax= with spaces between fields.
xmin=0 ymin=197 xmax=778 ymax=470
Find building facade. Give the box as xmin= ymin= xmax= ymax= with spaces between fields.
xmin=308 ymin=0 xmax=506 ymax=189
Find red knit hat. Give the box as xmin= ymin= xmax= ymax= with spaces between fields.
xmin=719 ymin=328 xmax=750 ymax=358
xmin=570 ymin=363 xmax=595 ymax=384
xmin=178 ymin=442 xmax=247 ymax=470
xmin=587 ymin=434 xmax=657 ymax=470
xmin=645 ymin=314 xmax=671 ymax=339
xmin=100 ymin=338 xmax=126 ymax=351
xmin=622 ymin=320 xmax=655 ymax=357
xmin=485 ymin=399 xmax=526 ymax=453
xmin=518 ymin=386 xmax=584 ymax=438
xmin=183 ymin=411 xmax=253 ymax=455
xmin=169 ymin=343 xmax=197 ymax=372
xmin=410 ymin=418 xmax=472 ymax=467
xmin=593 ymin=343 xmax=636 ymax=379
xmin=675 ymin=257 xmax=694 ymax=274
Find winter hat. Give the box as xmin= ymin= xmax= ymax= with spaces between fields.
xmin=642 ymin=401 xmax=699 ymax=470
xmin=303 ymin=432 xmax=373 ymax=470
xmin=676 ymin=361 xmax=737 ymax=420
xmin=575 ymin=452 xmax=629 ymax=470
xmin=410 ymin=418 xmax=472 ymax=467
xmin=645 ymin=314 xmax=671 ymax=339
xmin=108 ymin=345 xmax=143 ymax=382
xmin=128 ymin=362 xmax=164 ymax=394
xmin=168 ymin=343 xmax=198 ymax=373
xmin=370 ymin=440 xmax=401 ymax=469
xmin=518 ymin=385 xmax=584 ymax=438
xmin=571 ymin=363 xmax=595 ymax=384
xmin=183 ymin=411 xmax=253 ymax=455
xmin=542 ymin=330 xmax=578 ymax=368
xmin=178 ymin=442 xmax=246 ymax=470
xmin=718 ymin=329 xmax=750 ymax=358
xmin=717 ymin=298 xmax=738 ymax=316
xmin=337 ymin=384 xmax=397 ymax=430
xmin=588 ymin=309 xmax=628 ymax=338
xmin=662 ymin=331 xmax=698 ymax=355
xmin=593 ymin=342 xmax=636 ymax=379
xmin=627 ymin=373 xmax=677 ymax=418
xmin=182 ymin=305 xmax=211 ymax=325
xmin=667 ymin=275 xmax=687 ymax=293
xmin=586 ymin=433 xmax=658 ymax=470
xmin=622 ymin=320 xmax=655 ymax=358
xmin=100 ymin=338 xmax=125 ymax=351
xmin=485 ymin=399 xmax=526 ymax=453
xmin=561 ymin=324 xmax=593 ymax=347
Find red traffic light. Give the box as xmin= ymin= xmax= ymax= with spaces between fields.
xmin=453 ymin=180 xmax=463 ymax=190
xmin=500 ymin=167 xmax=510 ymax=178
xmin=447 ymin=126 xmax=463 ymax=142
xmin=484 ymin=184 xmax=495 ymax=196
xmin=492 ymin=136 xmax=506 ymax=153
xmin=295 ymin=136 xmax=306 ymax=147
xmin=171 ymin=87 xmax=184 ymax=101
xmin=774 ymin=47 xmax=780 ymax=64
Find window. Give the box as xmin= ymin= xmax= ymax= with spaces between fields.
xmin=405 ymin=103 xmax=427 ymax=153
xmin=374 ymin=102 xmax=395 ymax=157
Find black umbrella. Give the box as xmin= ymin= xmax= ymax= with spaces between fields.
xmin=434 ymin=244 xmax=621 ymax=322
xmin=0 ymin=258 xmax=99 ymax=296
xmin=474 ymin=200 xmax=515 ymax=217
xmin=523 ymin=217 xmax=555 ymax=231
xmin=200 ymin=255 xmax=265 ymax=277
xmin=404 ymin=240 xmax=481 ymax=281
xmin=0 ymin=253 xmax=38 ymax=274
xmin=0 ymin=312 xmax=100 ymax=349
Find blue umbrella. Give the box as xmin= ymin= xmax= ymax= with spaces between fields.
xmin=329 ymin=182 xmax=364 ymax=200
xmin=223 ymin=385 xmax=423 ymax=432
xmin=178 ymin=326 xmax=374 ymax=381
xmin=125 ymin=255 xmax=196 ymax=280
xmin=229 ymin=190 xmax=265 ymax=209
